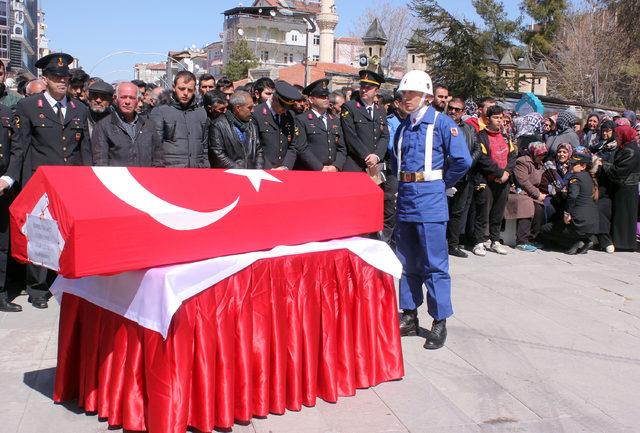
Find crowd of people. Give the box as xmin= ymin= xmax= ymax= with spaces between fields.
xmin=0 ymin=51 xmax=638 ymax=316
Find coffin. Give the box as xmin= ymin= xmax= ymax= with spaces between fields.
xmin=10 ymin=166 xmax=382 ymax=278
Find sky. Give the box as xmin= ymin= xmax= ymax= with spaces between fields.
xmin=40 ymin=0 xmax=523 ymax=82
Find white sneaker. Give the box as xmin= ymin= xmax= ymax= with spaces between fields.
xmin=489 ymin=241 xmax=508 ymax=255
xmin=472 ymin=243 xmax=487 ymax=256
xmin=605 ymin=245 xmax=615 ymax=253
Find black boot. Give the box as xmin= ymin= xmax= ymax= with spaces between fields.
xmin=0 ymin=293 xmax=22 ymax=313
xmin=399 ymin=309 xmax=419 ymax=336
xmin=565 ymin=241 xmax=584 ymax=255
xmin=578 ymin=239 xmax=594 ymax=254
xmin=423 ymin=319 xmax=447 ymax=350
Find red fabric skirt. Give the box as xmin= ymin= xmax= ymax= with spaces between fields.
xmin=53 ymin=249 xmax=404 ymax=433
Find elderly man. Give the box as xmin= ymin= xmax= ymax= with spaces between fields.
xmin=0 ymin=52 xmax=91 ymax=309
xmin=25 ymin=79 xmax=47 ymax=96
xmin=86 ymin=80 xmax=114 ymax=136
xmin=92 ymin=82 xmax=162 ymax=167
xmin=149 ymin=71 xmax=209 ymax=167
xmin=209 ymin=90 xmax=263 ymax=169
xmin=393 ymin=70 xmax=471 ymax=349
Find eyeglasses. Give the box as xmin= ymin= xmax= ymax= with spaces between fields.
xmin=448 ymin=107 xmax=463 ymax=112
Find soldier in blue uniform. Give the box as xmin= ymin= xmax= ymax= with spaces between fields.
xmin=393 ymin=70 xmax=472 ymax=349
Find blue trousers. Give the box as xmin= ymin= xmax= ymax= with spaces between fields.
xmin=395 ymin=221 xmax=453 ymax=320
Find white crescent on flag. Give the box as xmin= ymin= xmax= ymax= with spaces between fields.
xmin=92 ymin=167 xmax=240 ymax=231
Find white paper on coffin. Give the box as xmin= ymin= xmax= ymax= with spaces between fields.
xmin=50 ymin=237 xmax=402 ymax=338
xmin=22 ymin=193 xmax=65 ymax=271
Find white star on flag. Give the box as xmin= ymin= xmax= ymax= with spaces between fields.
xmin=225 ymin=169 xmax=283 ymax=192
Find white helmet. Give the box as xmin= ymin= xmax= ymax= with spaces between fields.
xmin=398 ymin=70 xmax=433 ymax=95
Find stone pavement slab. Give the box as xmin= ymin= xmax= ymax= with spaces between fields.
xmin=0 ymin=247 xmax=638 ymax=432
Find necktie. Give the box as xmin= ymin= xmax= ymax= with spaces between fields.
xmin=322 ymin=113 xmax=328 ymax=129
xmin=55 ymin=101 xmax=64 ymax=124
xmin=367 ymin=107 xmax=373 ymax=118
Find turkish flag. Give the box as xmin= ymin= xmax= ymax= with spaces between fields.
xmin=10 ymin=167 xmax=383 ymax=278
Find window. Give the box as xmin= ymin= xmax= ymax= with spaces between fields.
xmin=0 ymin=29 xmax=8 ymax=60
xmin=412 ymin=54 xmax=415 ymax=63
xmin=312 ymin=55 xmax=319 ymax=61
xmin=260 ymin=51 xmax=269 ymax=61
xmin=283 ymin=53 xmax=294 ymax=63
xmin=369 ymin=47 xmax=372 ymax=56
xmin=291 ymin=33 xmax=298 ymax=42
xmin=313 ymin=34 xmax=320 ymax=45
xmin=0 ymin=1 xmax=7 ymax=27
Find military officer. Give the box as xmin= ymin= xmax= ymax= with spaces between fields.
xmin=252 ymin=80 xmax=303 ymax=169
xmin=0 ymin=52 xmax=91 ymax=309
xmin=294 ymin=78 xmax=346 ymax=171
xmin=341 ymin=70 xmax=389 ymax=172
xmin=0 ymin=102 xmax=18 ymax=312
xmin=393 ymin=70 xmax=471 ymax=349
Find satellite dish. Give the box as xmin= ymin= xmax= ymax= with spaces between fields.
xmin=270 ymin=10 xmax=276 ymax=16
xmin=358 ymin=54 xmax=368 ymax=68
xmin=258 ymin=8 xmax=262 ymax=12
xmin=237 ymin=28 xmax=244 ymax=36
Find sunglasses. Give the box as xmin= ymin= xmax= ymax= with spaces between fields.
xmin=448 ymin=107 xmax=463 ymax=112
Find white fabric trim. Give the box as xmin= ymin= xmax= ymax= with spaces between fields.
xmin=396 ymin=109 xmax=439 ymax=179
xmin=50 ymin=237 xmax=402 ymax=339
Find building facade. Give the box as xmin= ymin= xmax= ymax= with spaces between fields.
xmin=134 ymin=62 xmax=167 ymax=86
xmin=222 ymin=1 xmax=321 ymax=70
xmin=1 ymin=0 xmax=38 ymax=77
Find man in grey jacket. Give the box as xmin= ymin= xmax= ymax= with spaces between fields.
xmin=149 ymin=71 xmax=209 ymax=167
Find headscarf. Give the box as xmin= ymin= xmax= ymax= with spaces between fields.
xmin=556 ymin=111 xmax=577 ymax=133
xmin=527 ymin=141 xmax=548 ymax=162
xmin=464 ymin=98 xmax=478 ymax=117
xmin=556 ymin=142 xmax=574 ymax=160
xmin=615 ymin=117 xmax=631 ymax=127
xmin=622 ymin=110 xmax=637 ymax=127
xmin=599 ymin=119 xmax=616 ymax=138
xmin=614 ymin=125 xmax=637 ymax=148
xmin=514 ymin=112 xmax=545 ymax=138
xmin=584 ymin=112 xmax=601 ymax=132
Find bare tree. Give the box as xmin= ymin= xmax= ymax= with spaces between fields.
xmin=545 ymin=2 xmax=628 ymax=106
xmin=350 ymin=1 xmax=418 ymax=71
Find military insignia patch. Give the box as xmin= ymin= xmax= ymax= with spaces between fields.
xmin=294 ymin=126 xmax=300 ymax=136
xmin=14 ymin=114 xmax=20 ymax=129
xmin=70 ymin=101 xmax=76 ymax=109
xmin=75 ymin=132 xmax=81 ymax=142
xmin=262 ymin=107 xmax=267 ymax=115
xmin=307 ymin=113 xmax=313 ymax=120
xmin=57 ymin=57 xmax=64 ymax=66
xmin=37 ymin=99 xmax=43 ymax=108
xmin=341 ymin=110 xmax=349 ymax=118
xmin=39 ymin=113 xmax=45 ymax=119
xmin=569 ymin=178 xmax=578 ymax=184
xmin=450 ymin=127 xmax=459 ymax=137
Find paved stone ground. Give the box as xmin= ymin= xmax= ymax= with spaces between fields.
xmin=1 ymin=247 xmax=639 ymax=433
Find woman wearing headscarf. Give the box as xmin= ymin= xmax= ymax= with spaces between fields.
xmin=582 ymin=112 xmax=601 ymax=149
xmin=513 ymin=112 xmax=545 ymax=156
xmin=540 ymin=143 xmax=573 ymax=222
xmin=590 ymin=120 xmax=617 ymax=252
xmin=540 ymin=149 xmax=599 ymax=254
xmin=598 ymin=125 xmax=640 ymax=250
xmin=508 ymin=141 xmax=548 ymax=251
xmin=546 ymin=110 xmax=581 ymax=157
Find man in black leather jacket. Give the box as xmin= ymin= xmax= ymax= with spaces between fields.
xmin=209 ymin=90 xmax=264 ymax=169
xmin=446 ymin=97 xmax=482 ymax=257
